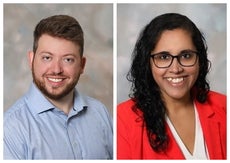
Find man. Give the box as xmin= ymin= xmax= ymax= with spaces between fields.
xmin=4 ymin=15 xmax=113 ymax=159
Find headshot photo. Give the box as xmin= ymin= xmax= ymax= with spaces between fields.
xmin=117 ymin=3 xmax=226 ymax=159
xmin=3 ymin=3 xmax=113 ymax=159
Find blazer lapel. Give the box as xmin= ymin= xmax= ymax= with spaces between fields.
xmin=164 ymin=124 xmax=185 ymax=159
xmin=195 ymin=101 xmax=223 ymax=159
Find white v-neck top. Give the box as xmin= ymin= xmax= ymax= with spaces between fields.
xmin=166 ymin=105 xmax=209 ymax=159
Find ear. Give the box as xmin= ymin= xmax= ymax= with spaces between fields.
xmin=27 ymin=51 xmax=34 ymax=70
xmin=80 ymin=56 xmax=86 ymax=74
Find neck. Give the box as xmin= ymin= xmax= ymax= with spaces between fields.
xmin=163 ymin=93 xmax=193 ymax=115
xmin=48 ymin=90 xmax=74 ymax=115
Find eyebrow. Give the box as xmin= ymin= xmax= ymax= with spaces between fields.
xmin=38 ymin=51 xmax=77 ymax=57
xmin=151 ymin=49 xmax=197 ymax=55
xmin=38 ymin=51 xmax=53 ymax=55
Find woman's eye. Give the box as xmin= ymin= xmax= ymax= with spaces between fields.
xmin=161 ymin=55 xmax=169 ymax=59
xmin=158 ymin=54 xmax=171 ymax=60
xmin=181 ymin=53 xmax=191 ymax=59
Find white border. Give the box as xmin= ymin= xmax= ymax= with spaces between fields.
xmin=1 ymin=0 xmax=229 ymax=3
xmin=1 ymin=0 xmax=229 ymax=161
xmin=113 ymin=2 xmax=117 ymax=160
xmin=0 ymin=1 xmax=3 ymax=161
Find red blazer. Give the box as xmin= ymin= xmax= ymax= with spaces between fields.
xmin=117 ymin=91 xmax=226 ymax=159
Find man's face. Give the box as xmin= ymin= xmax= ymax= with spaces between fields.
xmin=29 ymin=34 xmax=86 ymax=100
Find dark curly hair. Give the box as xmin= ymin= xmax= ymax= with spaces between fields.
xmin=127 ymin=13 xmax=210 ymax=152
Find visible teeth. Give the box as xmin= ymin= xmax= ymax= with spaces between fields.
xmin=48 ymin=78 xmax=63 ymax=82
xmin=167 ymin=77 xmax=183 ymax=83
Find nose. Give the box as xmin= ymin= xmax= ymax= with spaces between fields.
xmin=51 ymin=59 xmax=63 ymax=75
xmin=169 ymin=58 xmax=183 ymax=73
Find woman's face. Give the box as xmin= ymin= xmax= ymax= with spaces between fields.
xmin=150 ymin=29 xmax=199 ymax=102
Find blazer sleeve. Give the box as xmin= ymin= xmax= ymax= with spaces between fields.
xmin=117 ymin=102 xmax=132 ymax=159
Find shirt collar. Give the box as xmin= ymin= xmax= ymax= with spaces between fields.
xmin=73 ymin=90 xmax=88 ymax=113
xmin=25 ymin=83 xmax=55 ymax=115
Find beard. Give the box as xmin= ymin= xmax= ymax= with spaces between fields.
xmin=32 ymin=66 xmax=79 ymax=101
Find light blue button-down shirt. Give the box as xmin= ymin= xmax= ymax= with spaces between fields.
xmin=4 ymin=83 xmax=113 ymax=159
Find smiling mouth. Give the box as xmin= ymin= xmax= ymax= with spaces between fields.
xmin=48 ymin=78 xmax=64 ymax=82
xmin=166 ymin=77 xmax=184 ymax=83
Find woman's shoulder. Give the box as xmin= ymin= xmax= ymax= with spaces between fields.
xmin=117 ymin=99 xmax=142 ymax=119
xmin=208 ymin=90 xmax=226 ymax=97
xmin=207 ymin=90 xmax=226 ymax=104
xmin=118 ymin=99 xmax=135 ymax=108
xmin=117 ymin=99 xmax=135 ymax=114
xmin=201 ymin=90 xmax=227 ymax=113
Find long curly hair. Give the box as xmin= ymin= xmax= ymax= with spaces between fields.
xmin=127 ymin=13 xmax=210 ymax=152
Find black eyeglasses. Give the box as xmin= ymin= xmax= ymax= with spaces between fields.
xmin=150 ymin=50 xmax=198 ymax=68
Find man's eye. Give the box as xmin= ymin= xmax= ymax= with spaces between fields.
xmin=42 ymin=56 xmax=51 ymax=61
xmin=64 ymin=58 xmax=74 ymax=63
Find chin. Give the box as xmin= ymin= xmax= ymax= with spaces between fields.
xmin=170 ymin=92 xmax=190 ymax=100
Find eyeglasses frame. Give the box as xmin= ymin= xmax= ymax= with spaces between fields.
xmin=150 ymin=50 xmax=198 ymax=68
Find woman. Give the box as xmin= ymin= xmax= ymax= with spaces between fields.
xmin=117 ymin=13 xmax=226 ymax=159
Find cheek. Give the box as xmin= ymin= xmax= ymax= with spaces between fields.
xmin=32 ymin=61 xmax=49 ymax=76
xmin=150 ymin=61 xmax=162 ymax=83
xmin=189 ymin=64 xmax=199 ymax=78
xmin=151 ymin=66 xmax=165 ymax=82
xmin=32 ymin=60 xmax=39 ymax=71
xmin=67 ymin=65 xmax=83 ymax=76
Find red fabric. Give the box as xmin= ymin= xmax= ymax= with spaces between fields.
xmin=117 ymin=91 xmax=226 ymax=159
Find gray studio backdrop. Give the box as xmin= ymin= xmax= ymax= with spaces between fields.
xmin=117 ymin=3 xmax=226 ymax=104
xmin=4 ymin=4 xmax=113 ymax=115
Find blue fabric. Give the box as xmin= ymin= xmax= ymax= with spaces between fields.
xmin=4 ymin=83 xmax=113 ymax=159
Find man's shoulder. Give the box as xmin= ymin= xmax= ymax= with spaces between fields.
xmin=83 ymin=94 xmax=105 ymax=107
xmin=75 ymin=92 xmax=112 ymax=116
xmin=75 ymin=93 xmax=113 ymax=127
xmin=76 ymin=91 xmax=107 ymax=109
xmin=4 ymin=95 xmax=32 ymax=134
xmin=4 ymin=96 xmax=28 ymax=120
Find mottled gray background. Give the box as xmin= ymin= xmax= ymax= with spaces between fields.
xmin=4 ymin=4 xmax=113 ymax=115
xmin=3 ymin=3 xmax=228 ymax=115
xmin=117 ymin=3 xmax=226 ymax=104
